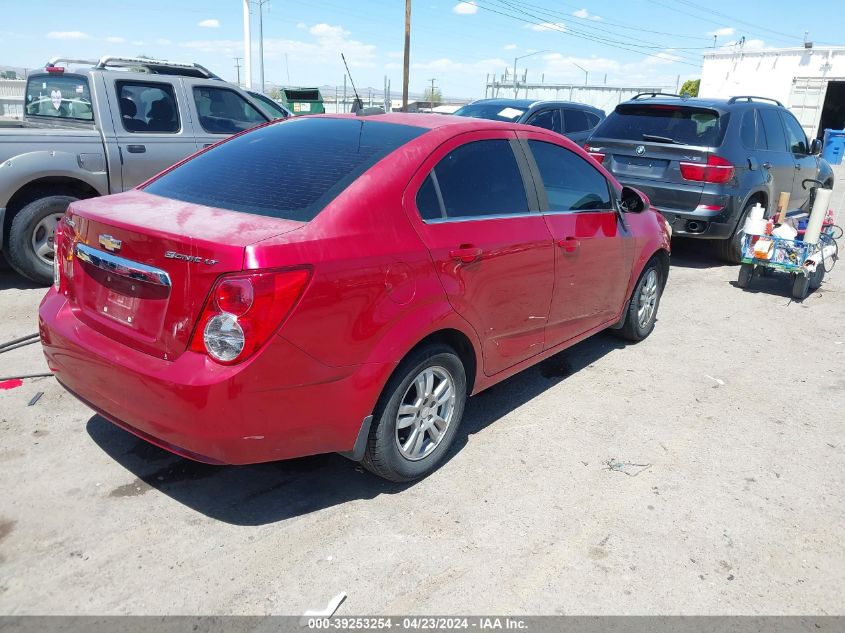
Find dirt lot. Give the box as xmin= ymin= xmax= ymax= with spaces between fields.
xmin=1 ymin=173 xmax=843 ymax=615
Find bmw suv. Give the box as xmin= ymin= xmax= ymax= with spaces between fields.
xmin=585 ymin=94 xmax=835 ymax=262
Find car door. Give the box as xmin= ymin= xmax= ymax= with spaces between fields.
xmin=756 ymin=108 xmax=796 ymax=213
xmin=404 ymin=131 xmax=555 ymax=376
xmin=111 ymin=78 xmax=198 ymax=190
xmin=780 ymin=110 xmax=818 ymax=210
xmin=186 ymin=81 xmax=269 ymax=150
xmin=518 ymin=131 xmax=634 ymax=347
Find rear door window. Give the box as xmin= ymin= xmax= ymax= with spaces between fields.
xmin=526 ymin=109 xmax=561 ymax=134
xmin=25 ymin=74 xmax=93 ymax=121
xmin=420 ymin=140 xmax=529 ymax=220
xmin=193 ymin=86 xmax=268 ymax=134
xmin=758 ymin=109 xmax=788 ymax=152
xmin=117 ymin=81 xmax=179 ymax=133
xmin=562 ymin=108 xmax=590 ymax=133
xmin=528 ymin=140 xmax=612 ymax=212
xmin=144 ymin=117 xmax=425 ymax=222
xmin=593 ymin=104 xmax=728 ymax=146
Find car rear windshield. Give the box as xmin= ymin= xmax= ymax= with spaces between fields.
xmin=144 ymin=117 xmax=426 ymax=222
xmin=593 ymin=104 xmax=729 ymax=147
xmin=25 ymin=73 xmax=93 ymax=121
xmin=453 ymin=103 xmax=527 ymax=122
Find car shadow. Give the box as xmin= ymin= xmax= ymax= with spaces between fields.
xmin=668 ymin=237 xmax=731 ymax=269
xmin=0 ymin=270 xmax=44 ymax=291
xmin=86 ymin=332 xmax=626 ymax=526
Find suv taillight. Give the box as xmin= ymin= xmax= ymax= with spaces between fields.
xmin=679 ymin=154 xmax=735 ymax=184
xmin=189 ymin=268 xmax=311 ymax=365
xmin=584 ymin=144 xmax=605 ymax=164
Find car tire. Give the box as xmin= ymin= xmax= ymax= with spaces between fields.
xmin=716 ymin=199 xmax=757 ymax=264
xmin=737 ymin=263 xmax=754 ymax=288
xmin=362 ymin=344 xmax=467 ymax=482
xmin=792 ymin=274 xmax=811 ymax=301
xmin=7 ymin=195 xmax=76 ymax=285
xmin=614 ymin=257 xmax=664 ymax=342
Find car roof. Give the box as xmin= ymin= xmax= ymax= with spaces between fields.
xmin=619 ymin=96 xmax=782 ymax=111
xmin=467 ymin=98 xmax=602 ymax=111
xmin=313 ymin=112 xmax=536 ymax=131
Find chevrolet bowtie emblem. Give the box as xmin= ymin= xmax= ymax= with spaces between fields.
xmin=99 ymin=234 xmax=122 ymax=252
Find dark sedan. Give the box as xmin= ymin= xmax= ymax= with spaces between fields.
xmin=453 ymin=98 xmax=605 ymax=144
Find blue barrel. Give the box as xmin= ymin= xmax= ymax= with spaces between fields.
xmin=822 ymin=129 xmax=845 ymax=165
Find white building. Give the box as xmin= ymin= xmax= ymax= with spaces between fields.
xmin=700 ymin=45 xmax=845 ymax=140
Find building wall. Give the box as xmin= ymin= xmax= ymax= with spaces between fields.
xmin=0 ymin=79 xmax=25 ymax=118
xmin=485 ymin=84 xmax=669 ymax=114
xmin=700 ymin=47 xmax=845 ymax=103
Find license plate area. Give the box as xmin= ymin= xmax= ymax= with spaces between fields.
xmin=612 ymin=155 xmax=669 ymax=179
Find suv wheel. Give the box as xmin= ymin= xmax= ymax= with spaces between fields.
xmin=716 ymin=199 xmax=757 ymax=264
xmin=362 ymin=344 xmax=467 ymax=482
xmin=7 ymin=195 xmax=77 ymax=285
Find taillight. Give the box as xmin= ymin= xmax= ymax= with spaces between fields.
xmin=53 ymin=221 xmax=66 ymax=292
xmin=189 ymin=268 xmax=311 ymax=364
xmin=584 ymin=144 xmax=605 ymax=164
xmin=679 ymin=155 xmax=735 ymax=184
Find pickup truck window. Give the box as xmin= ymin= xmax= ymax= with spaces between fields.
xmin=25 ymin=74 xmax=93 ymax=121
xmin=117 ymin=81 xmax=180 ymax=133
xmin=193 ymin=86 xmax=267 ymax=134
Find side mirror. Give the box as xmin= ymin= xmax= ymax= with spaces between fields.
xmin=810 ymin=138 xmax=823 ymax=155
xmin=619 ymin=186 xmax=649 ymax=213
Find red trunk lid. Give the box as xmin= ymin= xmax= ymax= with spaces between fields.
xmin=62 ymin=191 xmax=304 ymax=360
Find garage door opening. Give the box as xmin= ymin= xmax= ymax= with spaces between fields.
xmin=818 ymin=81 xmax=845 ymax=138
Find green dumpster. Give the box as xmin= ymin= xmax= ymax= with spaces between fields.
xmin=280 ymin=88 xmax=325 ymax=115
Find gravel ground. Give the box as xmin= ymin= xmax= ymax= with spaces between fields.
xmin=0 ymin=169 xmax=843 ymax=615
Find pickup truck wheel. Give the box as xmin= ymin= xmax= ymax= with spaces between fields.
xmin=7 ymin=195 xmax=76 ymax=285
xmin=614 ymin=258 xmax=664 ymax=342
xmin=362 ymin=344 xmax=466 ymax=482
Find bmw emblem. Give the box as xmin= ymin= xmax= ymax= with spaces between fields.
xmin=635 ymin=145 xmax=645 ymax=156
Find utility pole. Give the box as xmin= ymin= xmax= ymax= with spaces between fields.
xmin=242 ymin=0 xmax=252 ymax=90
xmin=256 ymin=0 xmax=269 ymax=93
xmin=234 ymin=57 xmax=243 ymax=86
xmin=428 ymin=77 xmax=436 ymax=108
xmin=402 ymin=0 xmax=411 ymax=112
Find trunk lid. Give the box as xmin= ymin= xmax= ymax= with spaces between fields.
xmin=63 ymin=190 xmax=304 ymax=360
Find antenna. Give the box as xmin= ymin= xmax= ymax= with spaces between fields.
xmin=341 ymin=53 xmax=363 ymax=112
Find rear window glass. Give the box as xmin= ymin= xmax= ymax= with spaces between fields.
xmin=453 ymin=103 xmax=527 ymax=122
xmin=593 ymin=104 xmax=729 ymax=147
xmin=144 ymin=117 xmax=426 ymax=222
xmin=25 ymin=74 xmax=93 ymax=121
xmin=284 ymin=89 xmax=321 ymax=101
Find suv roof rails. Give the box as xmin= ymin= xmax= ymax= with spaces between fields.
xmin=46 ymin=56 xmax=221 ymax=80
xmin=727 ymin=95 xmax=784 ymax=107
xmin=630 ymin=92 xmax=685 ymax=100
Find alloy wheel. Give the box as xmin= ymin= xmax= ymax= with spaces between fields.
xmin=395 ymin=366 xmax=456 ymax=461
xmin=637 ymin=269 xmax=659 ymax=328
xmin=30 ymin=213 xmax=64 ymax=265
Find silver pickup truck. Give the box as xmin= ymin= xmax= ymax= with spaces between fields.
xmin=0 ymin=56 xmax=290 ymax=284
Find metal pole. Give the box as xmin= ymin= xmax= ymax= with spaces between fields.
xmin=343 ymin=75 xmax=347 ymax=113
xmin=513 ymin=57 xmax=518 ymax=98
xmin=258 ymin=0 xmax=266 ymax=93
xmin=402 ymin=0 xmax=411 ymax=112
xmin=234 ymin=57 xmax=242 ymax=87
xmin=243 ymin=0 xmax=252 ymax=90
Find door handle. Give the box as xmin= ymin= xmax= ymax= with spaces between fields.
xmin=761 ymin=162 xmax=772 ymax=170
xmin=557 ymin=237 xmax=580 ymax=253
xmin=126 ymin=144 xmax=146 ymax=153
xmin=449 ymin=245 xmax=482 ymax=263
xmin=203 ymin=143 xmax=214 ymax=148
xmin=794 ymin=164 xmax=802 ymax=170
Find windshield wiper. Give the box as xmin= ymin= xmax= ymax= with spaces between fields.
xmin=642 ymin=134 xmax=683 ymax=144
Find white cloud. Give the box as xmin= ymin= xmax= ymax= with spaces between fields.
xmin=452 ymin=2 xmax=478 ymax=15
xmin=708 ymin=27 xmax=735 ymax=37
xmin=504 ymin=44 xmax=518 ymax=50
xmin=526 ymin=22 xmax=566 ymax=32
xmin=183 ymin=22 xmax=378 ymax=68
xmin=573 ymin=9 xmax=602 ymax=21
xmin=296 ymin=22 xmax=307 ymax=30
xmin=106 ymin=36 xmax=125 ymax=44
xmin=47 ymin=31 xmax=89 ymax=40
xmin=155 ymin=38 xmax=172 ymax=46
xmin=198 ymin=19 xmax=220 ymax=28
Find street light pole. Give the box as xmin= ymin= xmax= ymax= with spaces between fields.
xmin=513 ymin=50 xmax=550 ymax=98
xmin=402 ymin=0 xmax=411 ymax=112
xmin=573 ymin=62 xmax=588 ymax=86
xmin=242 ymin=0 xmax=252 ymax=90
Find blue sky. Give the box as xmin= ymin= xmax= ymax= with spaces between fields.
xmin=1 ymin=0 xmax=841 ymax=98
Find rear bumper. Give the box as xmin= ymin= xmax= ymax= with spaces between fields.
xmin=39 ymin=291 xmax=393 ymax=465
xmin=657 ymin=207 xmax=734 ymax=239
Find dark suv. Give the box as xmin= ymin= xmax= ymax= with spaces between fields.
xmin=585 ymin=94 xmax=835 ymax=262
xmin=453 ymin=98 xmax=605 ymax=144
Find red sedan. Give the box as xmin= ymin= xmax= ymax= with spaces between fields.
xmin=39 ymin=113 xmax=670 ymax=482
